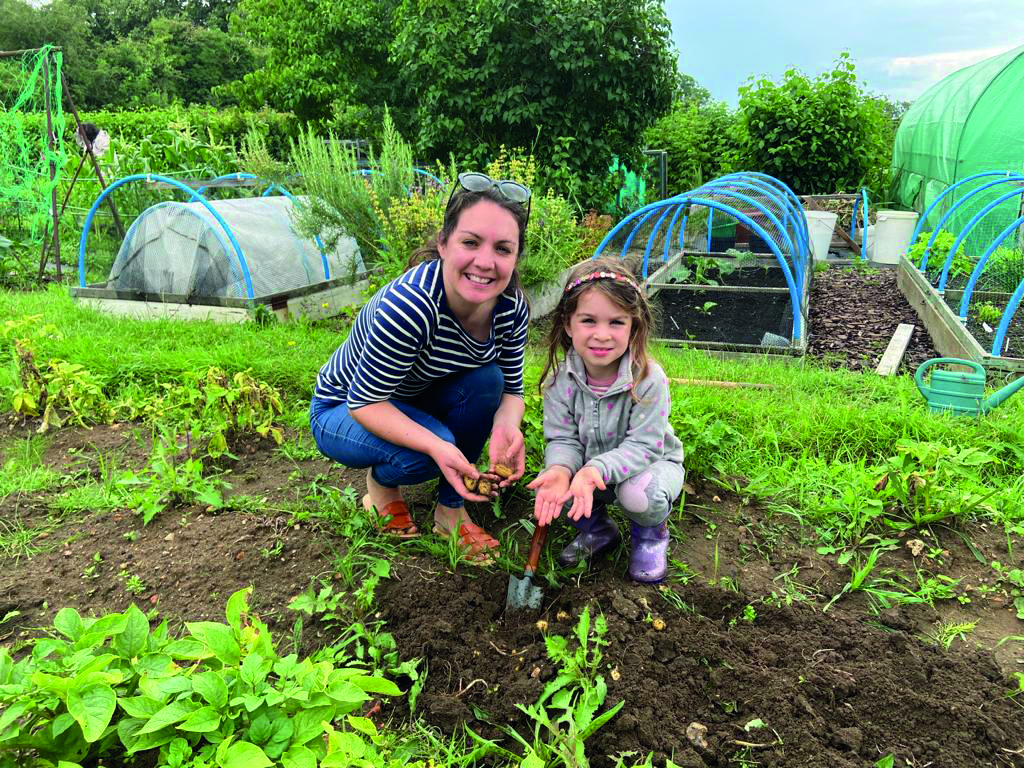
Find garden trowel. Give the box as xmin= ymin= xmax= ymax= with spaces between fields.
xmin=506 ymin=522 xmax=548 ymax=611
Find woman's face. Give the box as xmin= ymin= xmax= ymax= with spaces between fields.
xmin=438 ymin=199 xmax=520 ymax=315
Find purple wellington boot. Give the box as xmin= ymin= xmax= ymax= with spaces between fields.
xmin=628 ymin=520 xmax=670 ymax=583
xmin=557 ymin=505 xmax=621 ymax=567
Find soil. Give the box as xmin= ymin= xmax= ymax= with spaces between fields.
xmin=655 ymin=288 xmax=793 ymax=346
xmin=1 ymin=267 xmax=1022 ymax=767
xmin=2 ymin=415 xmax=1022 ymax=767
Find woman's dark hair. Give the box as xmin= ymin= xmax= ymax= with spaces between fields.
xmin=407 ymin=185 xmax=529 ymax=294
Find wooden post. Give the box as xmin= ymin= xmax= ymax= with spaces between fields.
xmin=42 ymin=53 xmax=62 ymax=281
xmin=59 ymin=69 xmax=125 ymax=239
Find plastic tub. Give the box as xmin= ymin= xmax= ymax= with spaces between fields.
xmin=872 ymin=210 xmax=919 ymax=265
xmin=805 ymin=210 xmax=838 ymax=262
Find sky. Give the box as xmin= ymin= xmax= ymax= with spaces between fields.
xmin=664 ymin=0 xmax=1024 ymax=106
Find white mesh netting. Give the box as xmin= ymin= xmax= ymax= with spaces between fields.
xmin=107 ymin=196 xmax=363 ymax=300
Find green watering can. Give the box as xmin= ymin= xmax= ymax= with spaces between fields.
xmin=915 ymin=358 xmax=1024 ymax=416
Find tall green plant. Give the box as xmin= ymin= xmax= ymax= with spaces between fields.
xmin=290 ymin=110 xmax=417 ymax=275
xmin=736 ymin=53 xmax=891 ymax=196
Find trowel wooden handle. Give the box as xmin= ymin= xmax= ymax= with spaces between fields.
xmin=525 ymin=524 xmax=548 ymax=576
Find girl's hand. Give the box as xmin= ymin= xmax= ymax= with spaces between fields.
xmin=488 ymin=424 xmax=526 ymax=486
xmin=526 ymin=467 xmax=572 ymax=526
xmin=565 ymin=466 xmax=606 ymax=522
xmin=431 ymin=442 xmax=493 ymax=502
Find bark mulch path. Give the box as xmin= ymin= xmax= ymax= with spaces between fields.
xmin=808 ymin=267 xmax=939 ymax=373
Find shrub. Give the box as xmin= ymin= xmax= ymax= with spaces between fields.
xmin=735 ymin=53 xmax=892 ymax=197
xmin=644 ymin=101 xmax=741 ymax=194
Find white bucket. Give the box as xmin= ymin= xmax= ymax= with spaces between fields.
xmin=805 ymin=210 xmax=839 ymax=262
xmin=871 ymin=210 xmax=919 ymax=265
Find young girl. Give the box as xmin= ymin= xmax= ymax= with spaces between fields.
xmin=527 ymin=257 xmax=685 ymax=582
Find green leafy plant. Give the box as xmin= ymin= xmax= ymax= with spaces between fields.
xmin=973 ymin=300 xmax=1003 ymax=325
xmin=991 ymin=561 xmax=1024 ymax=619
xmin=0 ymin=587 xmax=409 ymax=767
xmin=471 ymin=606 xmax=624 ymax=766
xmin=117 ymin=427 xmax=228 ymax=525
xmin=824 ymin=546 xmax=883 ymax=611
xmin=736 ymin=53 xmax=893 ymax=197
xmin=5 ymin=324 xmax=109 ymax=431
xmin=909 ymin=230 xmax=971 ymax=280
xmin=873 ymin=440 xmax=1000 ymax=530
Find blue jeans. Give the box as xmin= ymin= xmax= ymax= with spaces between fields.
xmin=309 ymin=363 xmax=504 ymax=509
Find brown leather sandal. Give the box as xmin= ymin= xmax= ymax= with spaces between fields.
xmin=433 ymin=521 xmax=499 ymax=565
xmin=363 ymin=494 xmax=419 ymax=539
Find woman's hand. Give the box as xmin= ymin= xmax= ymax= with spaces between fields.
xmin=527 ymin=466 xmax=572 ymax=526
xmin=431 ymin=441 xmax=494 ymax=503
xmin=488 ymin=423 xmax=526 ymax=487
xmin=565 ymin=466 xmax=606 ymax=522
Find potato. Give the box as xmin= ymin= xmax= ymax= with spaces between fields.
xmin=476 ymin=478 xmax=493 ymax=496
xmin=463 ymin=474 xmax=478 ymax=492
xmin=494 ymin=463 xmax=514 ymax=479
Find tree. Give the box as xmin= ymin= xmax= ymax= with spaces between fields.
xmin=736 ymin=53 xmax=890 ymax=196
xmin=675 ymin=73 xmax=711 ymax=108
xmin=391 ymin=0 xmax=678 ymax=195
xmin=225 ymin=0 xmax=403 ymax=125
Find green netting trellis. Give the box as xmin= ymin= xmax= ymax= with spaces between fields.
xmin=0 ymin=45 xmax=67 ymax=241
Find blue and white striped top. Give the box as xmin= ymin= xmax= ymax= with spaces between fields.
xmin=314 ymin=260 xmax=529 ymax=408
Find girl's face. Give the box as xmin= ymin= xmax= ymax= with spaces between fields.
xmin=438 ymin=200 xmax=520 ymax=319
xmin=565 ymin=287 xmax=633 ymax=380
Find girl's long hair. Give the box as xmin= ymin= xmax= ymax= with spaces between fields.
xmin=538 ymin=256 xmax=656 ymax=392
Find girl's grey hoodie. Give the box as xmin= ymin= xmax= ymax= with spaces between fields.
xmin=543 ymin=349 xmax=685 ymax=485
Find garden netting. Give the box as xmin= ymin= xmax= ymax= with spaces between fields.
xmin=892 ymin=44 xmax=1024 ymax=255
xmin=0 ymin=46 xmax=66 ymax=241
xmin=107 ymin=195 xmax=363 ymax=300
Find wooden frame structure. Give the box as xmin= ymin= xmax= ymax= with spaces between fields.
xmin=0 ymin=46 xmax=123 ymax=281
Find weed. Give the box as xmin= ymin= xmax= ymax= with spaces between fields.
xmin=82 ymin=551 xmax=103 ymax=579
xmin=824 ymin=546 xmax=883 ymax=611
xmin=991 ymin=561 xmax=1024 ymax=619
xmin=117 ymin=426 xmax=227 ymax=525
xmin=926 ymin=620 xmax=977 ymax=650
xmin=259 ymin=539 xmax=284 ymax=559
xmin=279 ymin=434 xmax=322 ymax=462
xmin=118 ymin=570 xmax=147 ymax=596
xmin=470 ymin=606 xmax=624 ymax=765
xmin=0 ymin=437 xmax=58 ymax=498
xmin=0 ymin=516 xmax=49 ymax=560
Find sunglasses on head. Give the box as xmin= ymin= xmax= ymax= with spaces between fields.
xmin=446 ymin=172 xmax=532 ymax=220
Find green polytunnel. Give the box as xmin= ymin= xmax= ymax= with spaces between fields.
xmin=891 ymin=44 xmax=1024 ymax=253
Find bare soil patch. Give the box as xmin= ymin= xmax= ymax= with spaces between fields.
xmin=1 ymin=425 xmax=1022 ymax=767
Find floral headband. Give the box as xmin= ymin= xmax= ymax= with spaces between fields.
xmin=564 ymin=270 xmax=640 ymax=293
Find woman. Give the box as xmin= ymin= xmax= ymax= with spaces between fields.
xmin=310 ymin=172 xmax=531 ymax=564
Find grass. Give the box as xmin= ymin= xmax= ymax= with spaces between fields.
xmin=5 ymin=287 xmax=1023 ymax=546
xmin=2 ymin=280 xmax=1024 ymax=767
xmin=0 ymin=436 xmax=59 ymax=498
xmin=0 ymin=515 xmax=51 ymax=560
xmin=4 ymin=284 xmax=1024 ymax=597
